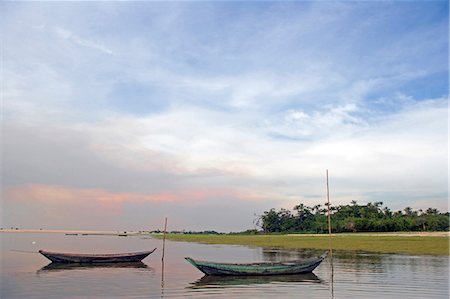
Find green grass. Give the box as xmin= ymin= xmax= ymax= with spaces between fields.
xmin=155 ymin=233 xmax=450 ymax=256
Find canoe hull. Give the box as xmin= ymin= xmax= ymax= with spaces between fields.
xmin=39 ymin=248 xmax=156 ymax=263
xmin=185 ymin=252 xmax=327 ymax=276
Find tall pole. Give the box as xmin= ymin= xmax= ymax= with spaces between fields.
xmin=327 ymin=169 xmax=331 ymax=236
xmin=162 ymin=217 xmax=167 ymax=262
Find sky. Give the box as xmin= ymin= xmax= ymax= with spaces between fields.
xmin=1 ymin=1 xmax=448 ymax=232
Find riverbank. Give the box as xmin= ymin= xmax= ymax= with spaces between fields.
xmin=0 ymin=229 xmax=144 ymax=236
xmin=154 ymin=232 xmax=450 ymax=256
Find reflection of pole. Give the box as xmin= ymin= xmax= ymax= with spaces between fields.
xmin=161 ymin=258 xmax=165 ymax=298
xmin=331 ymin=250 xmax=334 ymax=299
xmin=161 ymin=217 xmax=167 ymax=298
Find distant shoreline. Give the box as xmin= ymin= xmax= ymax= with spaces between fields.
xmin=0 ymin=229 xmax=146 ymax=236
xmin=1 ymin=229 xmax=448 ymax=237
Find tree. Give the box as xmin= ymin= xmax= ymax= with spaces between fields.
xmin=259 ymin=201 xmax=449 ymax=233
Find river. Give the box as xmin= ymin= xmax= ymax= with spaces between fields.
xmin=1 ymin=232 xmax=448 ymax=298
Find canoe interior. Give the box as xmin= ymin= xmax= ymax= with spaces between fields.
xmin=39 ymin=248 xmax=156 ymax=263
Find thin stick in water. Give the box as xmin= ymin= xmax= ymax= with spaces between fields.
xmin=162 ymin=217 xmax=168 ymax=262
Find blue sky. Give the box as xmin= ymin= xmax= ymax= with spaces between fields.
xmin=2 ymin=1 xmax=448 ymax=231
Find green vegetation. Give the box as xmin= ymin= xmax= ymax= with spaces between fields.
xmin=156 ymin=233 xmax=450 ymax=256
xmin=259 ymin=201 xmax=449 ymax=233
xmin=154 ymin=202 xmax=449 ymax=255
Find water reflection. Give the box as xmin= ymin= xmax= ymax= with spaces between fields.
xmin=260 ymin=247 xmax=385 ymax=272
xmin=330 ymin=248 xmax=334 ymax=299
xmin=161 ymin=259 xmax=165 ymax=298
xmin=261 ymin=248 xmax=322 ymax=261
xmin=190 ymin=272 xmax=322 ymax=288
xmin=2 ymin=233 xmax=448 ymax=299
xmin=37 ymin=262 xmax=153 ymax=273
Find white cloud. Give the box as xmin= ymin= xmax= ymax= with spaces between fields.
xmin=266 ymin=103 xmax=365 ymax=139
xmin=54 ymin=26 xmax=114 ymax=55
xmin=59 ymin=96 xmax=446 ymax=201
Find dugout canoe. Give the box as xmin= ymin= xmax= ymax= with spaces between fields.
xmin=185 ymin=251 xmax=327 ymax=276
xmin=39 ymin=248 xmax=156 ymax=263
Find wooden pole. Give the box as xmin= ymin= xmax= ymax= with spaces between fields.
xmin=327 ymin=169 xmax=331 ymax=236
xmin=162 ymin=217 xmax=167 ymax=262
xmin=326 ymin=170 xmax=334 ymax=299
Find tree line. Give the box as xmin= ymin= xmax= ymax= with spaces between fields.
xmin=259 ymin=201 xmax=449 ymax=233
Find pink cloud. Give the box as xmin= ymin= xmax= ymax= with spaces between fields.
xmin=3 ymin=184 xmax=277 ymax=231
xmin=3 ymin=184 xmax=261 ymax=206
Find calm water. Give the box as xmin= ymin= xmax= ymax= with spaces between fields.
xmin=1 ymin=233 xmax=448 ymax=298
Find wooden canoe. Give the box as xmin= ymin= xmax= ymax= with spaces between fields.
xmin=185 ymin=252 xmax=327 ymax=276
xmin=39 ymin=248 xmax=156 ymax=263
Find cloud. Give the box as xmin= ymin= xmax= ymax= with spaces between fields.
xmin=266 ymin=103 xmax=364 ymax=140
xmin=54 ymin=26 xmax=114 ymax=55
xmin=3 ymin=96 xmax=447 ymax=214
xmin=3 ymin=184 xmax=276 ymax=231
xmin=4 ymin=184 xmax=236 ymax=205
xmin=2 ymin=1 xmax=448 ymax=230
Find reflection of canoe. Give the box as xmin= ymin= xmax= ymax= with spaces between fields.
xmin=185 ymin=252 xmax=327 ymax=276
xmin=39 ymin=248 xmax=156 ymax=263
xmin=190 ymin=272 xmax=321 ymax=288
xmin=38 ymin=261 xmax=150 ymax=273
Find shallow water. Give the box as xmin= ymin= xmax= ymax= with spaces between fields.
xmin=1 ymin=233 xmax=448 ymax=298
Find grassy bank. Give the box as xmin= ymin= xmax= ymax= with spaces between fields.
xmin=155 ymin=233 xmax=450 ymax=256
